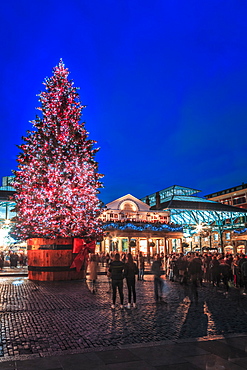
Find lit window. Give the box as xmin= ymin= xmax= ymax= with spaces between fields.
xmin=225 ymin=232 xmax=231 ymax=240
xmin=214 ymin=234 xmax=218 ymax=241
xmin=120 ymin=201 xmax=138 ymax=212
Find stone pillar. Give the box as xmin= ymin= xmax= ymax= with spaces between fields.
xmin=180 ymin=238 xmax=183 ymax=253
xmin=157 ymin=239 xmax=159 ymax=255
xmin=118 ymin=238 xmax=122 ymax=253
xmin=147 ymin=238 xmax=150 ymax=257
xmin=128 ymin=237 xmax=131 ymax=253
xmin=168 ymin=239 xmax=173 ymax=254
xmin=164 ymin=238 xmax=167 ymax=255
xmin=100 ymin=239 xmax=104 ymax=253
xmin=136 ymin=238 xmax=140 ymax=254
xmin=105 ymin=238 xmax=110 ymax=253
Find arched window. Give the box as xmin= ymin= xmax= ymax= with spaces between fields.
xmin=119 ymin=200 xmax=139 ymax=212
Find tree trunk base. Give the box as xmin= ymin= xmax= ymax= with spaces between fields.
xmin=27 ymin=238 xmax=85 ymax=281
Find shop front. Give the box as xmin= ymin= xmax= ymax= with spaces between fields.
xmin=99 ymin=194 xmax=183 ymax=256
xmin=232 ymin=231 xmax=247 ymax=254
xmin=100 ymin=229 xmax=183 ymax=256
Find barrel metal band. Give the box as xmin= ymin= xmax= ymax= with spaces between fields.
xmin=28 ymin=266 xmax=83 ymax=272
xmin=38 ymin=245 xmax=73 ymax=250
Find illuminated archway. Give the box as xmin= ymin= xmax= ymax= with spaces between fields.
xmin=119 ymin=200 xmax=139 ymax=212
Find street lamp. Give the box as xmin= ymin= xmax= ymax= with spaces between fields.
xmin=196 ymin=224 xmax=203 ymax=233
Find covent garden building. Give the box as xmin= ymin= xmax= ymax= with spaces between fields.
xmin=1 ymin=176 xmax=247 ymax=256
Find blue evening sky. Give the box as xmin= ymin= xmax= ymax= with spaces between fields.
xmin=0 ymin=1 xmax=247 ymax=204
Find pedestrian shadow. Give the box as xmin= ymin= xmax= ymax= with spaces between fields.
xmin=178 ymin=282 xmax=247 ymax=339
xmin=108 ymin=307 xmax=143 ymax=345
xmin=163 ymin=281 xmax=209 ymax=339
xmin=203 ymin=285 xmax=247 ymax=335
xmin=177 ymin=299 xmax=208 ymax=339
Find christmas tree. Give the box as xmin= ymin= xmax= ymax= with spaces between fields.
xmin=13 ymin=60 xmax=103 ymax=240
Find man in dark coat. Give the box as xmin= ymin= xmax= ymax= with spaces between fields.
xmin=219 ymin=258 xmax=232 ymax=294
xmin=108 ymin=253 xmax=125 ymax=309
xmin=151 ymin=255 xmax=163 ymax=302
xmin=188 ymin=253 xmax=203 ymax=303
xmin=241 ymin=257 xmax=247 ymax=295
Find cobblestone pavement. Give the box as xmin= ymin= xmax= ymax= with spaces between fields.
xmin=0 ymin=274 xmax=247 ymax=363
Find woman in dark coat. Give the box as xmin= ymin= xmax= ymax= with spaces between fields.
xmin=210 ymin=255 xmax=220 ymax=287
xmin=124 ymin=253 xmax=138 ymax=309
xmin=219 ymin=258 xmax=232 ymax=294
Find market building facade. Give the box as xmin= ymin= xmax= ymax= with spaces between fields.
xmin=141 ymin=185 xmax=247 ymax=254
xmin=98 ymin=194 xmax=183 ymax=255
xmin=205 ymin=183 xmax=247 ymax=254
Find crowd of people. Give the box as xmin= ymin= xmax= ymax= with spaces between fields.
xmin=88 ymin=252 xmax=140 ymax=309
xmin=158 ymin=251 xmax=247 ymax=303
xmin=165 ymin=251 xmax=247 ymax=292
xmin=87 ymin=251 xmax=170 ymax=308
xmin=0 ymin=252 xmax=27 ymax=270
xmin=87 ymin=250 xmax=247 ymax=308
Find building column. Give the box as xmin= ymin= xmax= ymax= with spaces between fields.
xmin=118 ymin=238 xmax=122 ymax=253
xmin=168 ymin=239 xmax=173 ymax=254
xmin=128 ymin=237 xmax=131 ymax=253
xmin=136 ymin=238 xmax=140 ymax=254
xmin=164 ymin=238 xmax=168 ymax=255
xmin=101 ymin=239 xmax=105 ymax=253
xmin=105 ymin=238 xmax=110 ymax=253
xmin=147 ymin=238 xmax=150 ymax=257
xmin=156 ymin=239 xmax=160 ymax=255
xmin=179 ymin=238 xmax=183 ymax=253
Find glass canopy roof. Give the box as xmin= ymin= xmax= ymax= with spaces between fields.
xmin=142 ymin=185 xmax=247 ymax=229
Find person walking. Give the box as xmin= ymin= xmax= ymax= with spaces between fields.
xmin=232 ymin=255 xmax=241 ymax=287
xmin=177 ymin=253 xmax=188 ymax=285
xmin=108 ymin=253 xmax=125 ymax=309
xmin=10 ymin=253 xmax=18 ymax=268
xmin=138 ymin=252 xmax=145 ymax=281
xmin=106 ymin=255 xmax=113 ymax=293
xmin=88 ymin=254 xmax=98 ymax=293
xmin=219 ymin=258 xmax=232 ymax=295
xmin=188 ymin=253 xmax=203 ymax=303
xmin=241 ymin=257 xmax=247 ymax=295
xmin=209 ymin=255 xmax=220 ymax=287
xmin=0 ymin=252 xmax=4 ymax=271
xmin=124 ymin=253 xmax=138 ymax=309
xmin=151 ymin=255 xmax=163 ymax=302
xmin=239 ymin=254 xmax=247 ymax=289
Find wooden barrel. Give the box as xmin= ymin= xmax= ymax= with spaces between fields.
xmin=27 ymin=238 xmax=85 ymax=281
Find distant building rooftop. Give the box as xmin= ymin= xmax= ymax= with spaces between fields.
xmin=141 ymin=185 xmax=247 ymax=227
xmin=205 ymin=183 xmax=247 ymax=199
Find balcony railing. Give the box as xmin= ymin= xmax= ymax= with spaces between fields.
xmin=102 ymin=220 xmax=183 ymax=232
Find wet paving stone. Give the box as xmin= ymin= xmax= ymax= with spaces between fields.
xmin=0 ymin=276 xmax=247 ymax=360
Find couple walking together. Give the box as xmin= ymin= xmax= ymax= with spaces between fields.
xmin=108 ymin=252 xmax=138 ymax=309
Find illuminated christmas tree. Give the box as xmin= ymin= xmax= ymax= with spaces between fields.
xmin=13 ymin=60 xmax=103 ymax=240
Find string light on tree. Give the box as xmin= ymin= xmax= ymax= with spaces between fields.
xmin=13 ymin=59 xmax=103 ymax=240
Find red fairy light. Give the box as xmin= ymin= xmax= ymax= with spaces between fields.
xmin=13 ymin=59 xmax=104 ymax=239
